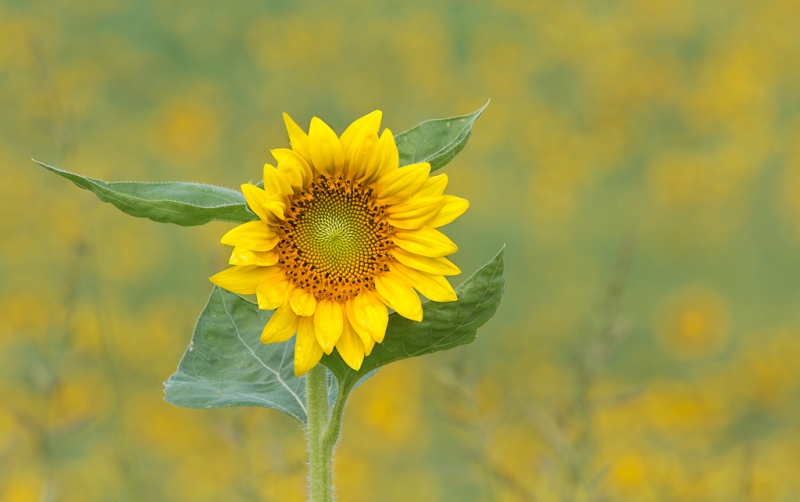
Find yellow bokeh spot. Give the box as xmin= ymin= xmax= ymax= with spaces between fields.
xmin=656 ymin=287 xmax=730 ymax=359
xmin=609 ymin=452 xmax=647 ymax=493
xmin=151 ymin=100 xmax=220 ymax=163
xmin=0 ymin=472 xmax=43 ymax=502
xmin=351 ymin=361 xmax=424 ymax=446
xmin=645 ymin=383 xmax=729 ymax=439
xmin=0 ymin=18 xmax=37 ymax=71
xmin=648 ymin=147 xmax=759 ymax=211
xmin=0 ymin=292 xmax=53 ymax=343
xmin=50 ymin=381 xmax=93 ymax=424
xmin=247 ymin=17 xmax=342 ymax=74
xmin=732 ymin=330 xmax=800 ymax=408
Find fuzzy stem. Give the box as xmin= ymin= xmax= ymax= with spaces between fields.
xmin=306 ymin=364 xmax=332 ymax=502
xmin=321 ymin=383 xmax=348 ymax=459
xmin=306 ymin=365 xmax=350 ymax=502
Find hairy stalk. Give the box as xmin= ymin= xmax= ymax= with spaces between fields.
xmin=321 ymin=384 xmax=348 ymax=460
xmin=305 ymin=365 xmax=350 ymax=502
xmin=306 ymin=365 xmax=333 ymax=502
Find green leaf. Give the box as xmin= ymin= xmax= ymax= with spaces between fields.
xmin=33 ymin=160 xmax=256 ymax=226
xmin=164 ymin=248 xmax=504 ymax=422
xmin=163 ymin=287 xmax=305 ymax=419
xmin=394 ymin=101 xmax=488 ymax=172
xmin=164 ymin=287 xmax=334 ymax=424
xmin=321 ymin=246 xmax=506 ymax=392
xmin=33 ymin=105 xmax=489 ymax=225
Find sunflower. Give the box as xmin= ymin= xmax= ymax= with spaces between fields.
xmin=210 ymin=111 xmax=469 ymax=375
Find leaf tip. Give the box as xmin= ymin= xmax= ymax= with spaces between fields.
xmin=463 ymin=100 xmax=490 ymax=122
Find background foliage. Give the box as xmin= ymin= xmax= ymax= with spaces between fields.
xmin=1 ymin=0 xmax=800 ymax=500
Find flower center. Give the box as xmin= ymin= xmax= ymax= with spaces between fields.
xmin=276 ymin=175 xmax=394 ymax=302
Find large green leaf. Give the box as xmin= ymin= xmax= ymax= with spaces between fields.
xmin=34 ymin=105 xmax=486 ymax=225
xmin=163 ymin=287 xmax=312 ymax=422
xmin=33 ymin=160 xmax=256 ymax=226
xmin=394 ymin=101 xmax=488 ymax=172
xmin=164 ymin=287 xmax=344 ymax=424
xmin=321 ymin=247 xmax=505 ymax=391
xmin=164 ymin=248 xmax=505 ymax=422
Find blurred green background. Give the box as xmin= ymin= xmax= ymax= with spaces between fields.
xmin=2 ymin=0 xmax=800 ymax=500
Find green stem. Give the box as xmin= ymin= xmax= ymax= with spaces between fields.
xmin=305 ymin=365 xmax=350 ymax=502
xmin=321 ymin=383 xmax=348 ymax=457
xmin=306 ymin=365 xmax=331 ymax=501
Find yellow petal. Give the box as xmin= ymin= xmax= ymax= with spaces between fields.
xmin=220 ymin=221 xmax=279 ymax=252
xmin=415 ymin=173 xmax=448 ymax=197
xmin=255 ymin=271 xmax=292 ymax=310
xmin=362 ymin=128 xmax=398 ymax=184
xmin=294 ymin=316 xmax=323 ymax=376
xmin=361 ymin=330 xmax=375 ymax=356
xmin=262 ymin=164 xmax=294 ymax=196
xmin=209 ymin=265 xmax=277 ymax=295
xmin=276 ymin=161 xmax=303 ymax=188
xmin=429 ymin=195 xmax=469 ymax=228
xmin=346 ymin=132 xmax=379 ymax=180
xmin=241 ymin=184 xmax=285 ymax=223
xmin=345 ymin=299 xmax=371 ymax=353
xmin=335 ymin=317 xmax=365 ymax=371
xmin=341 ymin=110 xmax=382 ymax=177
xmin=261 ymin=302 xmax=299 ymax=344
xmin=228 ymin=247 xmax=279 ymax=267
xmin=347 ymin=315 xmax=376 ymax=355
xmin=288 ymin=287 xmax=317 ymax=316
xmin=393 ymin=226 xmax=458 ymax=257
xmin=340 ymin=110 xmax=382 ymax=153
xmin=314 ymin=299 xmax=344 ymax=354
xmin=392 ymin=248 xmax=461 ymax=276
xmin=282 ymin=112 xmax=313 ymax=166
xmin=386 ymin=196 xmax=446 ymax=230
xmin=374 ymin=271 xmax=423 ymax=321
xmin=392 ymin=263 xmax=457 ymax=302
xmin=308 ymin=117 xmax=345 ymax=176
xmin=272 ymin=148 xmax=313 ymax=187
xmin=374 ymin=162 xmax=430 ymax=204
xmin=347 ymin=293 xmax=387 ymax=346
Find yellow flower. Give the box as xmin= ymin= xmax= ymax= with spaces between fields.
xmin=210 ymin=111 xmax=468 ymax=376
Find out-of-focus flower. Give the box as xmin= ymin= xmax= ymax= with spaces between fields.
xmin=656 ymin=287 xmax=730 ymax=359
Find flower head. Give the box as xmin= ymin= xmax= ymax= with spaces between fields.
xmin=210 ymin=111 xmax=469 ymax=375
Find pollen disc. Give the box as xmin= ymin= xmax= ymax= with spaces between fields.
xmin=276 ymin=175 xmax=394 ymax=301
